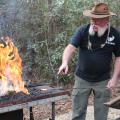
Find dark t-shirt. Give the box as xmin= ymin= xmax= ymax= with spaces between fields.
xmin=70 ymin=24 xmax=120 ymax=82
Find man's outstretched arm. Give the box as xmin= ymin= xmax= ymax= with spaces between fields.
xmin=107 ymin=57 xmax=120 ymax=90
xmin=58 ymin=44 xmax=76 ymax=75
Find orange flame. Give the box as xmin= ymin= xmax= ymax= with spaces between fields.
xmin=0 ymin=36 xmax=28 ymax=96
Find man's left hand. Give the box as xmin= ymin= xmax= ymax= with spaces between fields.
xmin=106 ymin=78 xmax=117 ymax=91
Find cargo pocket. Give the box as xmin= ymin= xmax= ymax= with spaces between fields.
xmin=71 ymin=88 xmax=80 ymax=103
xmin=71 ymin=88 xmax=79 ymax=96
xmin=71 ymin=89 xmax=81 ymax=110
xmin=94 ymin=88 xmax=111 ymax=103
xmin=71 ymin=88 xmax=90 ymax=113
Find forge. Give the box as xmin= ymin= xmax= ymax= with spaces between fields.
xmin=0 ymin=84 xmax=69 ymax=120
xmin=0 ymin=37 xmax=69 ymax=120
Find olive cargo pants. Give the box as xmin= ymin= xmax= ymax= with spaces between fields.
xmin=72 ymin=76 xmax=111 ymax=120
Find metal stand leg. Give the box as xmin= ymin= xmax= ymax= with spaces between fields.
xmin=49 ymin=102 xmax=55 ymax=120
xmin=30 ymin=107 xmax=34 ymax=120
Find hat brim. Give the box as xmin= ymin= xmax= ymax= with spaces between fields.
xmin=83 ymin=10 xmax=116 ymax=18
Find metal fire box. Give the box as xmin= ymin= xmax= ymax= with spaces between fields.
xmin=0 ymin=85 xmax=69 ymax=120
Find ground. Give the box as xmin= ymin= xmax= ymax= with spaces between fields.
xmin=23 ymin=97 xmax=72 ymax=120
xmin=23 ymin=82 xmax=120 ymax=120
xmin=22 ymin=96 xmax=102 ymax=120
xmin=23 ymin=95 xmax=120 ymax=120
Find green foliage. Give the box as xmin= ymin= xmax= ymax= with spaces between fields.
xmin=1 ymin=0 xmax=120 ymax=84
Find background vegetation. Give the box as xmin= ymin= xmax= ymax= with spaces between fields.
xmin=0 ymin=0 xmax=120 ymax=85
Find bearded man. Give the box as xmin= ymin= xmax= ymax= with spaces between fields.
xmin=58 ymin=3 xmax=120 ymax=120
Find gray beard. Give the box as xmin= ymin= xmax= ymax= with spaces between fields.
xmin=89 ymin=24 xmax=108 ymax=37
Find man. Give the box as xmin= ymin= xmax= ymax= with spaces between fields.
xmin=58 ymin=3 xmax=120 ymax=120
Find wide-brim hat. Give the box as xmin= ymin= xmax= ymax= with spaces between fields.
xmin=83 ymin=3 xmax=116 ymax=18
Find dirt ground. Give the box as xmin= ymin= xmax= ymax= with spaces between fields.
xmin=23 ymin=98 xmax=72 ymax=120
xmin=23 ymin=95 xmax=120 ymax=120
xmin=23 ymin=94 xmax=115 ymax=120
xmin=23 ymin=82 xmax=120 ymax=120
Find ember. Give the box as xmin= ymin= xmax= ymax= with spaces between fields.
xmin=41 ymin=88 xmax=48 ymax=91
xmin=0 ymin=36 xmax=28 ymax=96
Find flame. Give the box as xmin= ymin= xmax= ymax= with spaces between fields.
xmin=0 ymin=36 xmax=29 ymax=96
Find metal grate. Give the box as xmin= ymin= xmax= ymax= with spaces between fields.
xmin=0 ymin=85 xmax=69 ymax=108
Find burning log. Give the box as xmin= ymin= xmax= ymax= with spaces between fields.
xmin=0 ymin=36 xmax=28 ymax=96
xmin=104 ymin=96 xmax=120 ymax=109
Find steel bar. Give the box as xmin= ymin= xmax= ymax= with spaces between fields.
xmin=49 ymin=102 xmax=55 ymax=120
xmin=30 ymin=107 xmax=34 ymax=120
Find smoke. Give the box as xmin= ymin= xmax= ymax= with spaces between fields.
xmin=0 ymin=0 xmax=29 ymax=38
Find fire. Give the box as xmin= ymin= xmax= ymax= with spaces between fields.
xmin=0 ymin=36 xmax=29 ymax=96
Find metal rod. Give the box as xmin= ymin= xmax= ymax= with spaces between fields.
xmin=30 ymin=107 xmax=34 ymax=120
xmin=49 ymin=102 xmax=55 ymax=120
